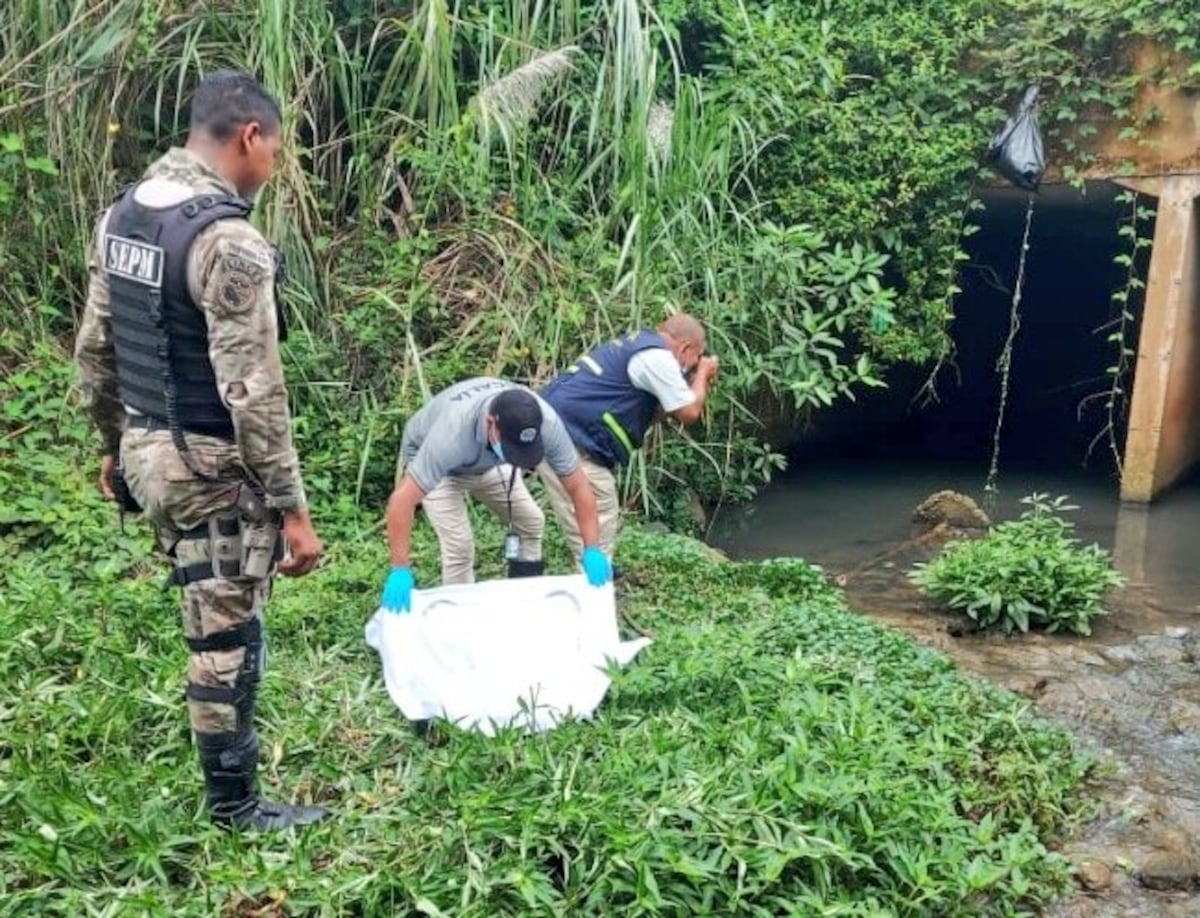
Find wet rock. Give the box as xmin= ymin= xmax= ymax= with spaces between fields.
xmin=946 ymin=618 xmax=983 ymax=638
xmin=1046 ymin=900 xmax=1105 ymax=918
xmin=1137 ymin=852 xmax=1200 ymax=891
xmin=1076 ymin=860 xmax=1114 ymax=891
xmin=1136 ymin=830 xmax=1200 ymax=891
xmin=1181 ymin=632 xmax=1200 ymax=664
xmin=1150 ymin=828 xmax=1194 ymax=856
xmin=1072 ymin=649 xmax=1113 ymax=668
xmin=1053 ymin=675 xmax=1124 ymax=706
xmin=1011 ymin=676 xmax=1050 ymax=699
xmin=1132 ymin=635 xmax=1186 ymax=665
xmin=1099 ymin=644 xmax=1148 ymax=665
xmin=911 ymin=490 xmax=991 ymax=533
xmin=1167 ymin=701 xmax=1200 ymax=735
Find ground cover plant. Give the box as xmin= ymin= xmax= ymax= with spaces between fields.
xmin=0 ymin=380 xmax=1097 ymax=915
xmin=909 ymin=494 xmax=1125 ymax=636
xmin=2 ymin=0 xmax=1178 ymax=912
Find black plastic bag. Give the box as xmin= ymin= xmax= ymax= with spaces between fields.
xmin=986 ymin=85 xmax=1046 ymax=191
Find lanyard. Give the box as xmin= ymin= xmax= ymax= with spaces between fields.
xmin=495 ymin=462 xmax=518 ymax=530
xmin=496 ymin=462 xmax=520 ymax=561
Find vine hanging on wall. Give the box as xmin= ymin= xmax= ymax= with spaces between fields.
xmin=983 ymin=192 xmax=1037 ymax=501
xmin=1078 ymin=189 xmax=1155 ymax=473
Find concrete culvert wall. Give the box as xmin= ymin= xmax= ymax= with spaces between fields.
xmin=1122 ymin=176 xmax=1200 ymax=502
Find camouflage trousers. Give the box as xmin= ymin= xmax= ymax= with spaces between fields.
xmin=121 ymin=427 xmax=276 ymax=736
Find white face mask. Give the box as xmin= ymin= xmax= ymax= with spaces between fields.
xmin=678 ymin=343 xmax=700 ymax=377
xmin=490 ymin=441 xmax=506 ymax=463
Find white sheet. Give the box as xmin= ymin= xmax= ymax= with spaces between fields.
xmin=364 ymin=574 xmax=651 ymax=735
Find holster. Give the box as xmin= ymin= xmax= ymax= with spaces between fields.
xmin=230 ymin=483 xmax=283 ymax=581
xmin=111 ymin=465 xmax=143 ymax=514
xmin=164 ymin=483 xmax=283 ymax=589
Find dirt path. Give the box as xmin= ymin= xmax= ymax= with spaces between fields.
xmin=837 ymin=552 xmax=1200 ymax=916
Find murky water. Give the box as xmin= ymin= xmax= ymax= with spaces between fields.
xmin=712 ymin=459 xmax=1200 ymax=915
xmin=712 ymin=458 xmax=1200 ymax=618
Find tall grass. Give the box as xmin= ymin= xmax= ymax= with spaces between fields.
xmin=3 ymin=0 xmax=759 ymax=335
xmin=1 ymin=0 xmax=939 ymax=515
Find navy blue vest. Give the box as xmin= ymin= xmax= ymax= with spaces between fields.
xmin=105 ymin=188 xmax=279 ymax=438
xmin=541 ymin=329 xmax=671 ymax=468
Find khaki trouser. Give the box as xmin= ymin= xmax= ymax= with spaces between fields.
xmin=538 ymin=452 xmax=621 ymax=557
xmin=421 ymin=467 xmax=544 ymax=584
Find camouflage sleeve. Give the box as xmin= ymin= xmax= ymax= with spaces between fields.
xmin=73 ymin=210 xmax=124 ymax=455
xmin=193 ymin=222 xmax=308 ymax=512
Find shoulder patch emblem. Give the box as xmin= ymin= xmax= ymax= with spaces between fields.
xmin=225 ymin=240 xmax=273 ymax=271
xmin=222 ymin=254 xmax=269 ymax=282
xmin=216 ymin=267 xmax=259 ymax=314
xmin=211 ymin=239 xmax=271 ymax=314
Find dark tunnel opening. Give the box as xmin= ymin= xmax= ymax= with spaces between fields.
xmin=787 ymin=181 xmax=1157 ymax=479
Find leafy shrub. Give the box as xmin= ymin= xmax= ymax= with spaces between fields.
xmin=909 ymin=494 xmax=1124 ymax=635
xmin=11 ymin=1 xmax=1200 ymax=513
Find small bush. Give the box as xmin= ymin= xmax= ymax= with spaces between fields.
xmin=910 ymin=493 xmax=1124 ymax=636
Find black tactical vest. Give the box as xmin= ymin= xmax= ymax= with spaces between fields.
xmin=104 ymin=188 xmax=285 ymax=439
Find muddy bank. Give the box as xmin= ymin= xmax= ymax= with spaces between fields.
xmin=838 ymin=548 xmax=1200 ymax=917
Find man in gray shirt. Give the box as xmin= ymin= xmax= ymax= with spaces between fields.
xmin=380 ymin=377 xmax=611 ymax=613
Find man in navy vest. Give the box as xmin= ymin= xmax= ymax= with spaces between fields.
xmin=539 ymin=314 xmax=719 ymax=558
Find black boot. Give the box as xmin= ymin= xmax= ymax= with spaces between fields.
xmin=197 ymin=731 xmax=329 ymax=832
xmin=507 ymin=559 xmax=545 ymax=578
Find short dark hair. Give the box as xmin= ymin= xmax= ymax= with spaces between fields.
xmin=188 ymin=71 xmax=282 ymax=141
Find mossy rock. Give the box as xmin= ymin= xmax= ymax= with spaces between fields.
xmin=911 ymin=490 xmax=992 ymax=533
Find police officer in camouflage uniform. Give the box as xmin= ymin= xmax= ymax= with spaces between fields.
xmin=74 ymin=72 xmax=327 ymax=831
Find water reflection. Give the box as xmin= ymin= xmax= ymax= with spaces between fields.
xmin=711 ymin=458 xmax=1200 ymax=618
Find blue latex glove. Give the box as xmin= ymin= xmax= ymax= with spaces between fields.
xmin=581 ymin=546 xmax=612 ymax=587
xmin=381 ymin=566 xmax=414 ymax=613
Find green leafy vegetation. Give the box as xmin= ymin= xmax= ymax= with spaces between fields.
xmin=910 ymin=494 xmax=1125 ymax=636
xmin=1081 ymin=188 xmax=1156 ymax=470
xmin=1 ymin=406 xmax=1095 ymax=913
xmin=0 ymin=360 xmax=1097 ymax=913
xmin=5 ymin=1 xmax=1200 ymax=517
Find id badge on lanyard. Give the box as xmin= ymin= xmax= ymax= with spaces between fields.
xmin=499 ymin=463 xmax=520 ymax=561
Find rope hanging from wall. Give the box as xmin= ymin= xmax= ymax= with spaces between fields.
xmin=983 ymin=192 xmax=1036 ymax=500
xmin=981 ymin=84 xmax=1046 ymax=503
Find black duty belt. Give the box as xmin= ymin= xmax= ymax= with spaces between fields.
xmin=126 ymin=414 xmax=235 ymax=441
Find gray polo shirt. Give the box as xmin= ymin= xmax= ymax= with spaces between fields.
xmin=399 ymin=377 xmax=580 ymax=493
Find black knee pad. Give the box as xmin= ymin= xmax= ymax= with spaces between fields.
xmin=185 ymin=617 xmax=264 ymax=732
